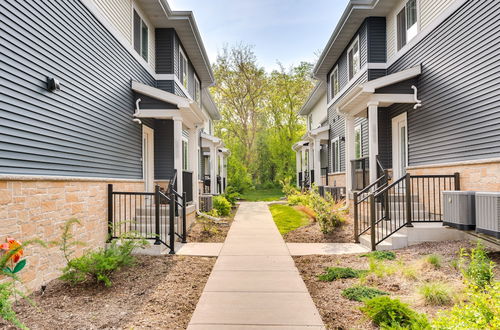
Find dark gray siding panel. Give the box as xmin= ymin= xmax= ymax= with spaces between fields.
xmin=368 ymin=69 xmax=387 ymax=81
xmin=173 ymin=32 xmax=200 ymax=98
xmin=387 ymin=0 xmax=500 ymax=166
xmin=0 ymin=0 xmax=155 ymax=178
xmin=154 ymin=120 xmax=174 ymax=180
xmin=135 ymin=93 xmax=177 ymax=109
xmin=156 ymin=80 xmax=175 ymax=93
xmin=377 ymin=107 xmax=391 ymax=169
xmin=155 ymin=28 xmax=174 ymax=74
xmin=375 ymin=78 xmax=417 ymax=94
xmin=367 ymin=17 xmax=386 ymax=63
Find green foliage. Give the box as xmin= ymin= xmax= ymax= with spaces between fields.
xmin=279 ymin=177 xmax=298 ymax=197
xmin=213 ymin=195 xmax=231 ymax=216
xmin=287 ymin=192 xmax=311 ymax=206
xmin=418 ymin=282 xmax=453 ymax=306
xmin=240 ymin=188 xmax=284 ymax=202
xmin=425 ymin=254 xmax=442 ymax=269
xmin=206 ymin=209 xmax=220 ymax=217
xmin=342 ymin=285 xmax=388 ymax=302
xmin=361 ymin=251 xmax=396 ymax=260
xmin=431 ymin=281 xmax=500 ymax=329
xmin=0 ymin=282 xmax=27 ymax=329
xmin=360 ymin=296 xmax=430 ymax=329
xmin=269 ymin=204 xmax=309 ymax=234
xmin=318 ymin=267 xmax=367 ymax=282
xmin=368 ymin=258 xmax=397 ymax=278
xmin=199 ymin=217 xmax=219 ymax=236
xmin=60 ymin=239 xmax=146 ymax=287
xmin=223 ymin=186 xmax=240 ymax=205
xmin=459 ymin=241 xmax=495 ymax=289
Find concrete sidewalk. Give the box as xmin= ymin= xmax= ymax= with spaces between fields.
xmin=187 ymin=202 xmax=325 ymax=329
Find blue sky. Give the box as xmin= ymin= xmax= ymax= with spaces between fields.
xmin=169 ymin=0 xmax=350 ymax=72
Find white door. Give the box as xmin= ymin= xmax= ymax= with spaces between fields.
xmin=142 ymin=126 xmax=154 ymax=192
xmin=391 ymin=113 xmax=408 ymax=180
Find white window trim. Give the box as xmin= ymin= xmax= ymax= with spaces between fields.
xmin=131 ymin=4 xmax=151 ymax=63
xmin=354 ymin=124 xmax=363 ymax=159
xmin=329 ymin=65 xmax=339 ymax=99
xmin=331 ymin=137 xmax=341 ymax=173
xmin=182 ymin=136 xmax=189 ymax=171
xmin=347 ymin=36 xmax=360 ymax=81
xmin=395 ymin=0 xmax=420 ymax=53
xmin=179 ymin=47 xmax=189 ymax=89
xmin=194 ymin=75 xmax=201 ymax=104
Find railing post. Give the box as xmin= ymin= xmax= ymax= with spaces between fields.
xmin=182 ymin=192 xmax=187 ymax=243
xmin=353 ymin=192 xmax=359 ymax=243
xmin=107 ymin=184 xmax=113 ymax=242
xmin=405 ymin=174 xmax=413 ymax=227
xmin=169 ymin=192 xmax=175 ymax=254
xmin=369 ymin=193 xmax=376 ymax=251
xmin=154 ymin=185 xmax=161 ymax=245
xmin=454 ymin=172 xmax=460 ymax=190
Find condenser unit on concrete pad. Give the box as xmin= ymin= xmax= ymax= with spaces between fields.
xmin=443 ymin=191 xmax=476 ymax=230
xmin=475 ymin=192 xmax=500 ymax=238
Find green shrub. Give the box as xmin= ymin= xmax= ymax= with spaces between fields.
xmin=361 ymin=296 xmax=429 ymax=329
xmin=459 ymin=241 xmax=495 ymax=289
xmin=213 ymin=195 xmax=231 ymax=216
xmin=342 ymin=285 xmax=388 ymax=302
xmin=60 ymin=239 xmax=145 ymax=287
xmin=361 ymin=251 xmax=396 ymax=260
xmin=418 ymin=282 xmax=453 ymax=306
xmin=318 ymin=267 xmax=367 ymax=282
xmin=432 ymin=281 xmax=500 ymax=329
xmin=368 ymin=258 xmax=397 ymax=278
xmin=279 ymin=177 xmax=298 ymax=197
xmin=287 ymin=193 xmax=310 ymax=206
xmin=223 ymin=186 xmax=240 ymax=205
xmin=425 ymin=254 xmax=441 ymax=269
xmin=0 ymin=282 xmax=27 ymax=329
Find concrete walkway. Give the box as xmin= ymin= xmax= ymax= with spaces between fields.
xmin=187 ymin=202 xmax=325 ymax=329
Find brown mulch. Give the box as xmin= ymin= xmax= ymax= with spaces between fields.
xmin=7 ymin=255 xmax=215 ymax=330
xmin=187 ymin=206 xmax=238 ymax=243
xmin=284 ymin=214 xmax=354 ymax=243
xmin=294 ymin=240 xmax=499 ymax=330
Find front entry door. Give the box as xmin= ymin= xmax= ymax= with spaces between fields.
xmin=391 ymin=113 xmax=408 ymax=180
xmin=142 ymin=126 xmax=155 ymax=192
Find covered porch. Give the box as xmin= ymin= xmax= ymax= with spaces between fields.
xmin=200 ymin=132 xmax=230 ymax=195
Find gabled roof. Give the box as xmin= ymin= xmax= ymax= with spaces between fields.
xmin=137 ymin=0 xmax=215 ymax=87
xmin=313 ymin=0 xmax=400 ymax=80
xmin=202 ymin=89 xmax=221 ymax=120
xmin=298 ymin=81 xmax=327 ymax=116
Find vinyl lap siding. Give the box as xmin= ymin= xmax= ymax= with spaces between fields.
xmin=387 ymin=0 xmax=500 ymax=166
xmin=367 ymin=17 xmax=386 ymax=63
xmin=154 ymin=120 xmax=175 ymax=180
xmin=420 ymin=0 xmax=456 ymax=30
xmin=155 ymin=29 xmax=175 ymax=74
xmin=91 ymin=0 xmax=132 ymax=44
xmin=0 ymin=0 xmax=155 ymax=178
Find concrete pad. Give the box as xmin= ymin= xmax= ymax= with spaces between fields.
xmin=204 ymin=270 xmax=308 ymax=292
xmin=213 ymin=256 xmax=297 ymax=272
xmin=189 ymin=292 xmax=324 ymax=326
xmin=175 ymin=243 xmax=223 ymax=256
xmin=188 ymin=325 xmax=325 ymax=329
xmin=286 ymin=243 xmax=369 ymax=256
xmin=220 ymin=243 xmax=290 ymax=256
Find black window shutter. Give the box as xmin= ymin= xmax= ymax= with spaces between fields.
xmin=397 ymin=8 xmax=406 ymax=51
xmin=133 ymin=10 xmax=141 ymax=54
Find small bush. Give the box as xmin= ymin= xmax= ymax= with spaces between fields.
xmin=213 ymin=195 xmax=231 ymax=216
xmin=418 ymin=282 xmax=453 ymax=306
xmin=223 ymin=186 xmax=240 ymax=205
xmin=361 ymin=251 xmax=396 ymax=260
xmin=318 ymin=267 xmax=367 ymax=282
xmin=0 ymin=282 xmax=26 ymax=329
xmin=279 ymin=177 xmax=298 ymax=197
xmin=361 ymin=296 xmax=429 ymax=329
xmin=368 ymin=258 xmax=397 ymax=278
xmin=459 ymin=241 xmax=494 ymax=289
xmin=342 ymin=285 xmax=388 ymax=302
xmin=401 ymin=264 xmax=419 ymax=281
xmin=199 ymin=217 xmax=219 ymax=236
xmin=425 ymin=254 xmax=441 ymax=269
xmin=287 ymin=193 xmax=310 ymax=206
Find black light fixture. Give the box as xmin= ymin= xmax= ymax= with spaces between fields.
xmin=340 ymin=136 xmax=346 ymax=142
xmin=47 ymin=77 xmax=61 ymax=92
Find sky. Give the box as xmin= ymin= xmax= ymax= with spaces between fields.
xmin=168 ymin=0 xmax=350 ymax=72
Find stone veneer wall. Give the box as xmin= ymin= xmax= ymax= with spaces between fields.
xmin=326 ymin=172 xmax=346 ymax=188
xmin=0 ymin=177 xmax=145 ymax=292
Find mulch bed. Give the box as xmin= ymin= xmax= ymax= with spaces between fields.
xmin=284 ymin=214 xmax=354 ymax=243
xmin=6 ymin=255 xmax=215 ymax=330
xmin=294 ymin=240 xmax=499 ymax=329
xmin=187 ymin=206 xmax=238 ymax=243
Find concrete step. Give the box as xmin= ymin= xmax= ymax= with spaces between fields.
xmin=359 ymin=229 xmax=408 ymax=251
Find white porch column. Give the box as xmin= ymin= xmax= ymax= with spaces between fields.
xmin=313 ymin=138 xmax=321 ymax=186
xmin=210 ymin=144 xmax=217 ymax=194
xmin=295 ymin=149 xmax=301 ymax=187
xmin=345 ymin=115 xmax=355 ymax=195
xmin=368 ymin=102 xmax=379 ymax=183
xmin=173 ymin=118 xmax=183 ymax=194
xmin=188 ymin=126 xmax=200 ymax=208
xmin=218 ymin=152 xmax=224 ymax=193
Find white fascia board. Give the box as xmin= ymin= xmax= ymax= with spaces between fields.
xmin=362 ymin=65 xmax=421 ymax=92
xmin=298 ymin=81 xmax=327 ymax=116
xmin=135 ymin=109 xmax=181 ymax=119
xmin=132 ymin=81 xmax=191 ymax=108
xmin=201 ymin=132 xmax=221 ymax=144
xmin=202 ymin=89 xmax=221 ymax=120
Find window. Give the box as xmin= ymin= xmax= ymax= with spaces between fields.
xmin=331 ymin=137 xmax=341 ymax=173
xmin=330 ymin=66 xmax=339 ymax=99
xmin=354 ymin=124 xmax=363 ymax=159
xmin=179 ymin=48 xmax=188 ymax=89
xmin=308 ymin=114 xmax=312 ymax=130
xmin=133 ymin=10 xmax=148 ymax=61
xmin=347 ymin=37 xmax=360 ymax=80
xmin=194 ymin=75 xmax=201 ymax=104
xmin=182 ymin=138 xmax=189 ymax=170
xmin=397 ymin=0 xmax=418 ymax=51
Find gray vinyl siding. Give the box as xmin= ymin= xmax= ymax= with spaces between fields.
xmin=156 ymin=80 xmax=175 ymax=93
xmin=173 ymin=32 xmax=200 ymax=98
xmin=367 ymin=17 xmax=386 ymax=63
xmin=0 ymin=0 xmax=156 ymax=178
xmin=154 ymin=120 xmax=175 ymax=180
xmin=155 ymin=28 xmax=175 ymax=74
xmin=386 ymin=0 xmax=500 ymax=166
xmin=368 ymin=69 xmax=387 ymax=81
xmin=135 ymin=93 xmax=177 ymax=109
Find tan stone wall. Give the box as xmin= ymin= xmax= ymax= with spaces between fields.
xmin=0 ymin=178 xmax=144 ymax=292
xmin=326 ymin=172 xmax=346 ymax=188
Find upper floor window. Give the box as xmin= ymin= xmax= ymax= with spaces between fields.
xmin=397 ymin=0 xmax=418 ymax=51
xmin=179 ymin=48 xmax=188 ymax=89
xmin=330 ymin=66 xmax=339 ymax=99
xmin=347 ymin=37 xmax=360 ymax=80
xmin=194 ymin=75 xmax=201 ymax=104
xmin=133 ymin=10 xmax=148 ymax=62
xmin=354 ymin=124 xmax=363 ymax=159
xmin=331 ymin=137 xmax=341 ymax=172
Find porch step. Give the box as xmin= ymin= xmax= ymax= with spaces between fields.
xmin=359 ymin=230 xmax=408 ymax=251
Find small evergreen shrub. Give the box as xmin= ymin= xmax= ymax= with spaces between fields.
xmin=425 ymin=254 xmax=441 ymax=269
xmin=459 ymin=241 xmax=495 ymax=289
xmin=213 ymin=195 xmax=231 ymax=216
xmin=360 ymin=296 xmax=429 ymax=329
xmin=0 ymin=282 xmax=26 ymax=329
xmin=342 ymin=285 xmax=388 ymax=302
xmin=318 ymin=267 xmax=367 ymax=282
xmin=418 ymin=282 xmax=453 ymax=306
xmin=361 ymin=251 xmax=396 ymax=260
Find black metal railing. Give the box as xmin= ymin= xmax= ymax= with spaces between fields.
xmin=183 ymin=170 xmax=193 ymax=202
xmin=217 ymin=175 xmax=222 ymax=194
xmin=203 ymin=174 xmax=211 ymax=193
xmin=298 ymin=172 xmax=303 ymax=188
xmin=321 ymin=167 xmax=329 ymax=186
xmin=318 ymin=186 xmax=346 ymax=202
xmin=351 ymin=157 xmax=369 ymax=191
xmin=303 ymin=170 xmax=310 ymax=189
xmin=168 ymin=170 xmax=187 ymax=244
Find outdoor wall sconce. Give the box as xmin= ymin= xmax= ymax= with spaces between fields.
xmin=46 ymin=77 xmax=61 ymax=92
xmin=340 ymin=136 xmax=345 ymax=142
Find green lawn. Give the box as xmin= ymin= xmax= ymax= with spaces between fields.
xmin=240 ymin=188 xmax=284 ymax=202
xmin=269 ymin=204 xmax=310 ymax=234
